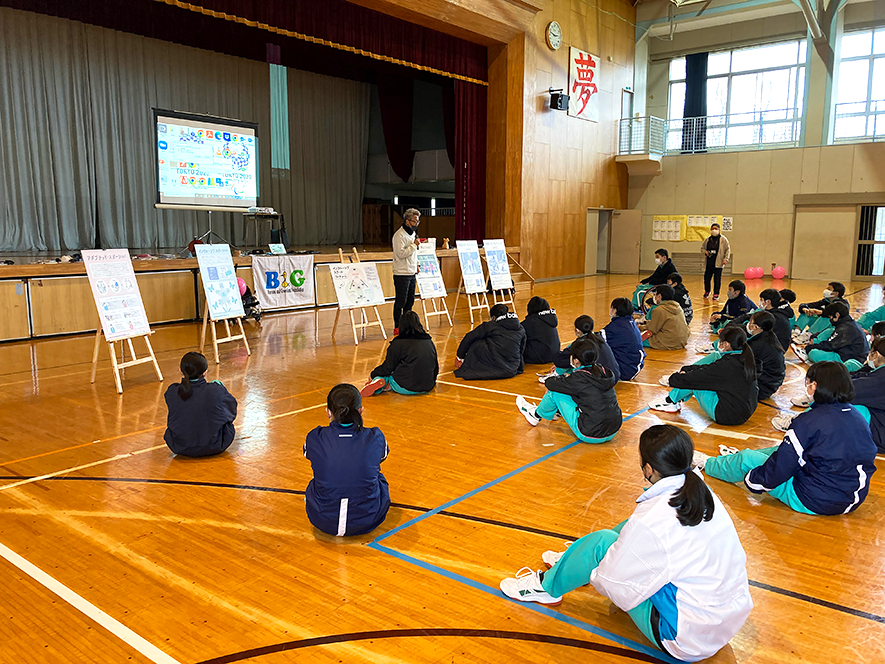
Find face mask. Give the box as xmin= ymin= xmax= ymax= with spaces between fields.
xmin=711 ymin=229 xmax=720 ymax=236
xmin=747 ymin=325 xmax=759 ymax=336
xmin=823 ymin=289 xmax=834 ymax=298
xmin=655 ymin=257 xmax=663 ymax=265
xmin=758 ymin=300 xmax=765 ymax=309
xmin=805 ymin=384 xmax=814 ymax=400
xmin=868 ymin=358 xmax=878 ymax=369
xmin=727 ymin=291 xmax=737 ymax=300
xmin=403 ymin=222 xmax=416 ymax=235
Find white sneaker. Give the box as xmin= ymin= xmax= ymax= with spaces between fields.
xmin=516 ymin=396 xmax=540 ymax=426
xmin=537 ymin=369 xmax=557 ymax=384
xmin=791 ymin=344 xmax=809 ymax=362
xmin=541 ymin=542 xmax=572 ymax=568
xmin=692 ymin=450 xmax=711 ymax=470
xmin=658 ymin=375 xmax=671 ymax=387
xmin=649 ymin=400 xmax=682 ymax=413
xmin=718 ymin=444 xmax=739 ymax=456
xmin=499 ymin=567 xmax=562 ymax=605
xmin=695 ymin=343 xmax=716 ymax=354
xmin=791 ymin=394 xmax=813 ymax=408
xmin=793 ymin=331 xmax=813 ymax=344
xmin=772 ymin=413 xmax=797 ymax=432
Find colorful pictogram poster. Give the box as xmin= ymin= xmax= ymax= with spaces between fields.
xmin=457 ymin=240 xmax=486 ymax=294
xmin=195 ymin=244 xmax=246 ymax=320
xmin=416 ymin=238 xmax=447 ymax=299
xmin=484 ymin=239 xmax=513 ymax=291
xmin=82 ymin=249 xmax=152 ymax=341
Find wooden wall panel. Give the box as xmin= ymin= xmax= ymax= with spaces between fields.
xmin=0 ymin=281 xmax=30 ymax=341
xmin=29 ymin=277 xmax=96 ymax=337
xmin=139 ymin=272 xmax=197 ymax=323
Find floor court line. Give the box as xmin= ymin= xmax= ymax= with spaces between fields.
xmin=0 ymin=540 xmax=181 ymax=663
xmin=0 ymin=445 xmax=168 ymax=492
xmin=368 ymin=542 xmax=677 ymax=664
xmin=267 ymin=403 xmax=326 ymax=421
xmin=435 ymin=380 xmax=529 ymax=399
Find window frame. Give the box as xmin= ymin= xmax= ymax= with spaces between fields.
xmin=833 ymin=26 xmax=885 ymax=143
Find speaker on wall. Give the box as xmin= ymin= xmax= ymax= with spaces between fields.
xmin=548 ymin=88 xmax=569 ymax=112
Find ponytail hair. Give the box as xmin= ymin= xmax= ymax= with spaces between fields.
xmin=719 ymin=325 xmax=756 ymax=382
xmin=750 ymin=310 xmax=783 ymax=353
xmin=639 ymin=425 xmax=714 ymax=527
xmin=574 ymin=315 xmax=594 ymax=335
xmin=570 ymin=337 xmax=605 ymax=376
xmin=326 ymin=383 xmax=364 ymax=431
xmin=178 ymin=351 xmax=208 ymax=401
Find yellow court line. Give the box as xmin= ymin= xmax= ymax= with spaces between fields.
xmin=0 ymin=445 xmax=168 ymax=493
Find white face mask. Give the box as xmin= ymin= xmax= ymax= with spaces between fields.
xmin=711 ymin=229 xmax=720 ymax=236
xmin=805 ymin=383 xmax=815 ymax=400
xmin=655 ymin=257 xmax=663 ymax=265
xmin=823 ymin=289 xmax=834 ymax=298
xmin=758 ymin=300 xmax=765 ymax=309
xmin=868 ymin=358 xmax=878 ymax=369
xmin=727 ymin=291 xmax=738 ymax=300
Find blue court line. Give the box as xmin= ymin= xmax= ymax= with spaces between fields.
xmin=369 ymin=409 xmax=667 ymax=660
xmin=368 ymin=542 xmax=678 ymax=664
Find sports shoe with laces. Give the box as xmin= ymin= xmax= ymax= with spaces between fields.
xmin=692 ymin=450 xmax=711 ymax=470
xmin=772 ymin=413 xmax=798 ymax=432
xmin=713 ymin=294 xmax=720 ymax=300
xmin=791 ymin=394 xmax=813 ymax=408
xmin=658 ymin=375 xmax=671 ymax=386
xmin=541 ymin=542 xmax=572 ymax=568
xmin=359 ymin=378 xmax=386 ymax=398
xmin=649 ymin=399 xmax=682 ymax=413
xmin=499 ymin=568 xmax=562 ymax=605
xmin=695 ymin=343 xmax=716 ymax=354
xmin=718 ymin=444 xmax=739 ymax=456
xmin=791 ymin=344 xmax=808 ymax=362
xmin=516 ymin=396 xmax=540 ymax=426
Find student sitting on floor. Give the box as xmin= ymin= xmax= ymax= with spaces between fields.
xmin=521 ymin=296 xmax=560 ymax=365
xmin=851 ymin=338 xmax=885 ymax=453
xmin=454 ymin=304 xmax=526 ymax=380
xmin=361 ymin=311 xmax=438 ymax=398
xmin=667 ymin=272 xmax=693 ymax=324
xmin=500 ymin=424 xmax=752 ymax=663
xmin=544 ymin=315 xmax=620 ymax=382
xmin=650 ymin=326 xmax=758 ymax=426
xmin=709 ymin=280 xmax=754 ymax=332
xmin=793 ymin=281 xmax=848 ymax=341
xmin=745 ymin=311 xmax=786 ymax=401
xmin=696 ymin=362 xmax=877 ymax=516
xmin=603 ymin=297 xmax=646 ymax=380
xmin=724 ymin=288 xmax=792 ymax=352
xmin=871 ymin=320 xmax=885 ymax=342
xmin=164 ymin=351 xmax=237 ymax=458
xmin=632 ymin=248 xmax=678 ymax=309
xmin=304 ymin=384 xmax=390 ymax=537
xmin=516 ymin=338 xmax=621 ymax=444
xmin=793 ymin=302 xmax=869 ymax=370
xmin=858 ymin=304 xmax=885 ymax=333
xmin=640 ymin=285 xmax=691 ymax=350
xmin=778 ymin=289 xmax=797 ymax=324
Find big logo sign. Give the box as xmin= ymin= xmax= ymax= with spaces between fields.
xmin=252 ymin=256 xmax=315 ymax=309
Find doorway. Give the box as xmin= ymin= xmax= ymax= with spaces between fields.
xmin=597 ymin=210 xmax=612 ymax=273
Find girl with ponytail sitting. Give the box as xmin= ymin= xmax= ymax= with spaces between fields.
xmin=744 ymin=310 xmax=786 ymax=401
xmin=164 ymin=351 xmax=237 ymax=457
xmin=500 ymin=425 xmax=752 ymax=662
xmin=697 ymin=361 xmax=877 ymax=515
xmin=304 ymin=384 xmax=390 ymax=537
xmin=650 ymin=326 xmax=758 ymax=425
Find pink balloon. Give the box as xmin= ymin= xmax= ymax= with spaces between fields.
xmin=756 ymin=267 xmax=766 ymax=279
xmin=772 ymin=266 xmax=786 ymax=279
xmin=237 ymin=277 xmax=247 ymax=296
xmin=743 ymin=268 xmax=755 ymax=279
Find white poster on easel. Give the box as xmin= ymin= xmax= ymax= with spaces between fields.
xmin=457 ymin=240 xmax=486 ymax=294
xmin=82 ymin=249 xmax=151 ymax=341
xmin=195 ymin=244 xmax=245 ymax=320
xmin=416 ymin=238 xmax=446 ymax=299
xmin=329 ymin=263 xmax=386 ymax=309
xmin=484 ymin=239 xmax=513 ymax=290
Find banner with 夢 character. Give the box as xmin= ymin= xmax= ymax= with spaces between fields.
xmin=568 ymin=47 xmax=600 ymax=123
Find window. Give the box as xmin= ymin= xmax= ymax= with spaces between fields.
xmin=666 ymin=39 xmax=807 ymax=152
xmin=834 ymin=27 xmax=885 ymax=142
xmin=856 ymin=206 xmax=885 ymax=278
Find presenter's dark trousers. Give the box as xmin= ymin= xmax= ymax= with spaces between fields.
xmin=393 ymin=275 xmax=416 ymax=328
xmin=704 ymin=261 xmax=722 ymax=295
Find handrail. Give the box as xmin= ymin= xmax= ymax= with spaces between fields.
xmin=506 ymin=252 xmax=535 ymax=284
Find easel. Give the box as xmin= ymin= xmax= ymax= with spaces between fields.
xmin=418 ymin=286 xmax=453 ymax=329
xmin=331 ymin=248 xmax=387 ymax=345
xmin=452 ymin=275 xmax=491 ymax=325
xmin=90 ymin=328 xmax=163 ymax=394
xmin=199 ymin=300 xmax=251 ymax=364
xmin=482 ymin=254 xmax=515 ymax=308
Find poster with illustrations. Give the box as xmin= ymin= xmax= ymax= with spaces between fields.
xmin=416 ymin=238 xmax=447 ymax=299
xmin=456 ymin=240 xmax=486 ymax=294
xmin=82 ymin=249 xmax=152 ymax=341
xmin=329 ymin=263 xmax=385 ymax=309
xmin=484 ymin=239 xmax=513 ymax=290
xmin=685 ymin=215 xmax=722 ymax=242
xmin=652 ymin=216 xmax=687 ymax=242
xmin=195 ymin=244 xmax=246 ymax=320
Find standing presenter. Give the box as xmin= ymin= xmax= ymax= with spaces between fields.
xmin=392 ymin=208 xmax=421 ymax=334
xmin=701 ymin=222 xmax=731 ymax=301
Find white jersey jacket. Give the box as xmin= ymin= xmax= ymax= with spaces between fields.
xmin=392 ymin=225 xmax=418 ymax=276
xmin=590 ymin=473 xmax=752 ymax=662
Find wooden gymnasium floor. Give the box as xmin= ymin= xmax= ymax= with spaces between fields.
xmin=0 ymin=274 xmax=883 ymax=664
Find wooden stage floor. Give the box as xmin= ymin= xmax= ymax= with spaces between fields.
xmin=0 ymin=274 xmax=883 ymax=663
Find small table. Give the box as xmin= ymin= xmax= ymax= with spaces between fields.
xmin=244 ymin=213 xmax=283 ymax=248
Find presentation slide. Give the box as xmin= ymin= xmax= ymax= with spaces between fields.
xmin=154 ymin=110 xmax=258 ymax=209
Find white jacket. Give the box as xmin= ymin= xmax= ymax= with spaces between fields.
xmin=392 ymin=225 xmax=418 ymax=276
xmin=590 ymin=474 xmax=752 ymax=662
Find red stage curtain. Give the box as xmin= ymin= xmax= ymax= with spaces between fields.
xmin=377 ymin=73 xmax=415 ymax=183
xmin=454 ymin=80 xmax=487 ymax=240
xmin=441 ymin=80 xmax=456 ymax=170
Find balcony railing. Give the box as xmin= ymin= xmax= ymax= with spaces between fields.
xmin=833 ymin=100 xmax=885 ymax=143
xmin=618 ymin=116 xmax=667 ymax=155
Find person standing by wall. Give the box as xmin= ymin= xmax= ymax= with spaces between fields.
xmin=392 ymin=208 xmax=421 ymax=334
xmin=701 ymin=223 xmax=731 ymax=301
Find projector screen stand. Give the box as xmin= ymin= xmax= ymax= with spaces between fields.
xmin=183 ymin=210 xmax=238 ymax=254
